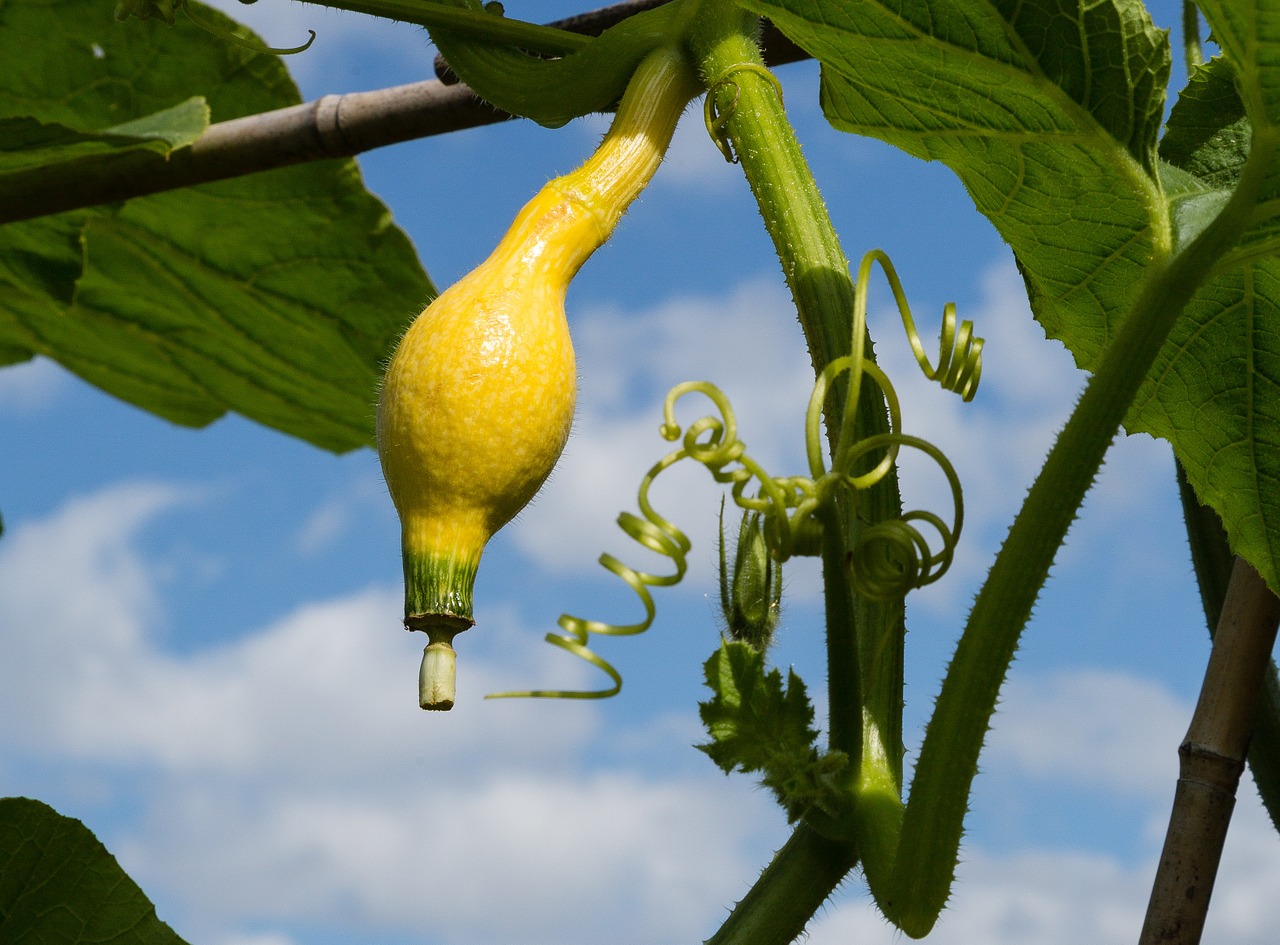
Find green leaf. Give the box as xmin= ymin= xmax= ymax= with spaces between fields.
xmin=0 ymin=98 xmax=208 ymax=180
xmin=1160 ymin=58 xmax=1249 ymax=188
xmin=429 ymin=0 xmax=685 ymax=127
xmin=741 ymin=0 xmax=1171 ymax=368
xmin=1192 ymin=1 xmax=1280 ymax=266
xmin=0 ymin=0 xmax=433 ymax=452
xmin=1131 ymin=51 xmax=1280 ymax=595
xmin=698 ymin=641 xmax=846 ymax=823
xmin=0 ymin=797 xmax=189 ymax=944
xmin=1197 ymin=0 xmax=1280 ymax=127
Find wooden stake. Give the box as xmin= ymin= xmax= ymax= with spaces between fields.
xmin=1138 ymin=558 xmax=1280 ymax=945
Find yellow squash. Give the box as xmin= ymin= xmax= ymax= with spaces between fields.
xmin=377 ymin=45 xmax=698 ymax=710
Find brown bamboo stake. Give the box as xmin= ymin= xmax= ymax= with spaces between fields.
xmin=0 ymin=78 xmax=506 ymax=226
xmin=1138 ymin=557 xmax=1280 ymax=945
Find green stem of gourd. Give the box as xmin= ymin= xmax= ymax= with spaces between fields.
xmin=686 ymin=0 xmax=905 ymax=774
xmin=685 ymin=4 xmax=902 ymax=942
xmin=702 ymin=823 xmax=858 ymax=945
xmin=685 ymin=3 xmax=1275 ymax=938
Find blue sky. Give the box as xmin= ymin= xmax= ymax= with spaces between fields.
xmin=4 ymin=2 xmax=1279 ymax=944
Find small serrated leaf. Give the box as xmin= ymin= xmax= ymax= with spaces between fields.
xmin=1160 ymin=57 xmax=1250 ymax=188
xmin=698 ymin=641 xmax=846 ymax=822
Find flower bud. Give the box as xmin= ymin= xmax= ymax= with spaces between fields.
xmin=718 ymin=505 xmax=783 ymax=650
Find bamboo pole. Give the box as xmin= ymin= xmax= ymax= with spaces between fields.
xmin=1138 ymin=558 xmax=1280 ymax=945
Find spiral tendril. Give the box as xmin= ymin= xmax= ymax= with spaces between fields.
xmin=703 ymin=63 xmax=785 ymax=163
xmin=496 ymin=249 xmax=984 ymax=699
xmin=114 ymin=0 xmax=316 ymax=54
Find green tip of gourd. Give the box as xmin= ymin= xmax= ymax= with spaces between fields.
xmin=403 ymin=551 xmax=479 ymax=711
xmin=403 ymin=549 xmax=480 ymax=625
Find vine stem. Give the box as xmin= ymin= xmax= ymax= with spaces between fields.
xmin=684 ymin=6 xmax=1277 ymax=936
xmin=703 ymin=823 xmax=859 ymax=945
xmin=685 ymin=4 xmax=902 ymax=942
xmin=1138 ymin=557 xmax=1280 ymax=945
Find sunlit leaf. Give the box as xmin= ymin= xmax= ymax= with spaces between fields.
xmin=0 ymin=0 xmax=433 ymax=452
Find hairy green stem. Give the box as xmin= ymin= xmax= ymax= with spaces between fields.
xmin=703 ymin=824 xmax=858 ymax=945
xmin=685 ymin=4 xmax=901 ymax=941
xmin=685 ymin=0 xmax=903 ymax=769
xmin=869 ymin=130 xmax=1280 ymax=939
xmin=1182 ymin=0 xmax=1204 ymax=74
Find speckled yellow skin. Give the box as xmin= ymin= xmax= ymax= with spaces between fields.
xmin=377 ymin=184 xmax=602 ymax=584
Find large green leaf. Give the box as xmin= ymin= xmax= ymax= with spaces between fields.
xmin=0 ymin=0 xmax=433 ymax=452
xmin=0 ymin=797 xmax=189 ymax=945
xmin=740 ymin=0 xmax=1171 ymax=366
xmin=1132 ymin=15 xmax=1280 ymax=597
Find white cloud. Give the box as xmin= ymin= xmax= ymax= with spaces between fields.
xmin=808 ymin=671 xmax=1280 ymax=945
xmin=129 ymin=770 xmax=777 ymax=945
xmin=5 ymin=480 xmax=1279 ymax=945
xmin=0 ymin=356 xmax=69 ymax=414
xmin=0 ymin=481 xmax=190 ymax=673
xmin=294 ymin=467 xmax=389 ymax=555
xmin=0 ymin=483 xmax=782 ymax=945
xmin=0 ymin=484 xmax=598 ymax=776
xmin=983 ymin=668 xmax=1189 ymax=798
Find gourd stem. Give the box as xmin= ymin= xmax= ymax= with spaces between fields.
xmin=559 ymin=44 xmax=702 ymax=258
xmin=685 ymin=0 xmax=903 ymax=776
xmin=480 ymin=44 xmax=699 ymax=290
xmin=685 ymin=5 xmax=898 ymax=942
xmin=419 ymin=620 xmax=466 ymax=711
xmin=702 ymin=823 xmax=858 ymax=945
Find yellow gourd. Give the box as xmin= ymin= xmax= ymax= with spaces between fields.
xmin=377 ymin=46 xmax=698 ymax=710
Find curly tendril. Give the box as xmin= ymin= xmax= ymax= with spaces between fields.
xmin=114 ymin=0 xmax=316 ymax=54
xmin=703 ymin=63 xmax=784 ymax=163
xmin=496 ymin=249 xmax=983 ymax=699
